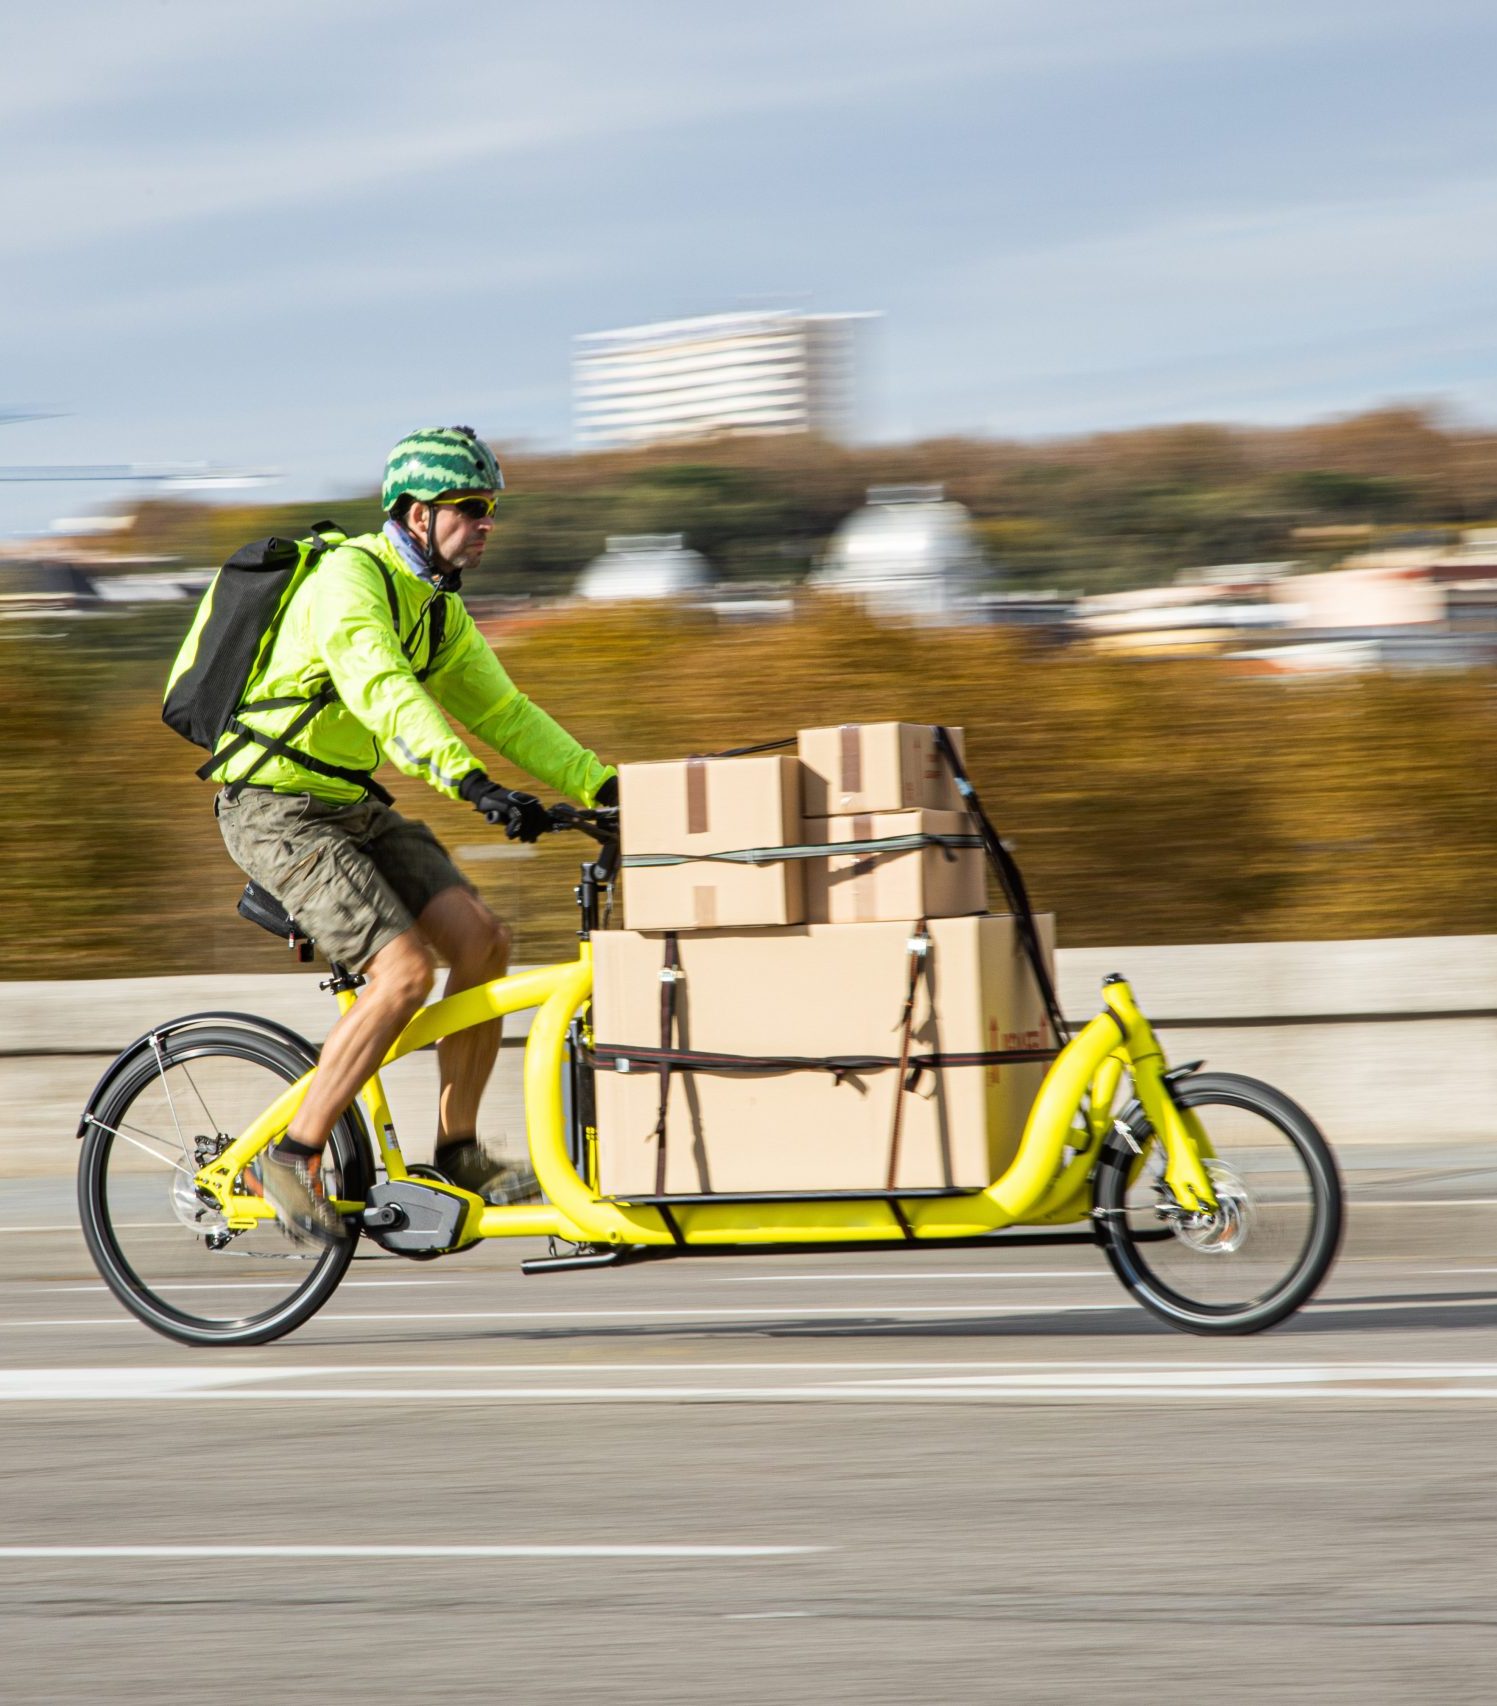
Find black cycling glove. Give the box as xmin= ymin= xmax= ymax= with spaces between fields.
xmin=594 ymin=775 xmax=619 ymax=810
xmin=459 ymin=771 xmax=551 ymax=843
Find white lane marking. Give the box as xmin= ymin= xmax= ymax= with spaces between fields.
xmin=0 ymin=1302 xmax=1135 ymax=1332
xmin=3 ymin=1320 xmax=140 ymax=1328
xmin=4 ymin=1291 xmax=1491 ymax=1331
xmin=1352 ymin=1199 xmax=1497 ymax=1208
xmin=0 ymin=1223 xmax=175 ymax=1235
xmin=36 ymin=1280 xmax=464 ymax=1293
xmin=7 ymin=1383 xmax=1496 ymax=1405
xmin=0 ymin=1357 xmax=1376 ymax=1393
xmin=1306 ymin=1295 xmax=1496 ymax=1312
xmin=322 ymin=1303 xmax=1131 ymax=1319
xmin=5 ymin=1361 xmax=1497 ymax=1404
xmin=0 ymin=1544 xmax=823 ymax=1561
xmin=708 ymin=1271 xmax=1102 ymax=1282
xmin=0 ymin=1368 xmax=302 ymax=1398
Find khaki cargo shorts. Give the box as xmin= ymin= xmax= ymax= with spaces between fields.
xmin=216 ymin=789 xmax=474 ymax=971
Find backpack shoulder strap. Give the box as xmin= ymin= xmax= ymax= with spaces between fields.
xmin=343 ymin=544 xmax=400 ymax=629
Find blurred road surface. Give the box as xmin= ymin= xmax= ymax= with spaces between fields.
xmin=0 ymin=1159 xmax=1493 ymax=1705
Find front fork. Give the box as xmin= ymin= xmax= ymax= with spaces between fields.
xmin=1096 ymin=976 xmax=1218 ymax=1216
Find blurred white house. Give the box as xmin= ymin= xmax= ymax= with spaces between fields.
xmin=573 ymin=534 xmax=713 ymax=602
xmin=808 ymin=485 xmax=987 ymax=621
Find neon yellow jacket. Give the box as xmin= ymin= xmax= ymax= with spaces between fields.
xmin=205 ymin=530 xmax=613 ymax=806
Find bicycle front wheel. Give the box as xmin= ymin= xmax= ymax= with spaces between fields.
xmin=78 ymin=1022 xmax=371 ymax=1347
xmin=1092 ymin=1071 xmax=1343 ymax=1335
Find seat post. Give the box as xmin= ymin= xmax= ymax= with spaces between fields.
xmin=320 ymin=961 xmax=365 ymax=995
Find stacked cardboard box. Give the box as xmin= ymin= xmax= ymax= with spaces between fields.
xmin=594 ymin=725 xmax=1056 ymax=1198
xmin=618 ymin=754 xmax=802 ymax=931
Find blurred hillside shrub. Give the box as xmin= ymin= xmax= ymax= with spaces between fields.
xmin=4 ymin=602 xmax=1495 ymax=979
xmin=110 ymin=405 xmax=1497 ymax=598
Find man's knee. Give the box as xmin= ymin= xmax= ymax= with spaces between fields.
xmin=424 ymin=888 xmax=510 ymax=975
xmin=367 ymin=931 xmax=436 ymax=1014
xmin=460 ymin=906 xmax=510 ymax=977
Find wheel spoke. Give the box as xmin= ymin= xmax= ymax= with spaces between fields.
xmin=87 ymin=1118 xmax=196 ymax=1177
xmin=148 ymin=1032 xmax=193 ymax=1165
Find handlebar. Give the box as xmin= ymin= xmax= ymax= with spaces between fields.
xmin=546 ymin=802 xmax=620 ymax=847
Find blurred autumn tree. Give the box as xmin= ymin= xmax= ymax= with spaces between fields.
xmin=4 ymin=600 xmax=1495 ymax=979
xmin=105 ymin=404 xmax=1497 ymax=600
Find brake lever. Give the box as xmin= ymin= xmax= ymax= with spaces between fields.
xmin=548 ymin=803 xmax=613 ymax=845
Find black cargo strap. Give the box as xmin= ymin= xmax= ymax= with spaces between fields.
xmin=886 ymin=922 xmax=931 ymax=1189
xmin=622 ymin=831 xmax=982 ymax=869
xmin=652 ymin=932 xmax=682 ymax=1194
xmin=931 ymin=724 xmax=1068 ymax=1047
xmin=590 ymin=1040 xmax=1058 ymax=1082
xmin=199 ymin=546 xmax=442 ymax=809
xmin=707 ymin=736 xmax=798 ymax=757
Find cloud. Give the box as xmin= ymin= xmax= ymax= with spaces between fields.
xmin=896 ymin=171 xmax=1497 ymax=432
xmin=10 ymin=0 xmax=1492 ymax=257
xmin=7 ymin=0 xmax=1497 ymax=524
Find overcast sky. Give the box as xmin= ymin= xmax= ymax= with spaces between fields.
xmin=5 ymin=0 xmax=1497 ymax=536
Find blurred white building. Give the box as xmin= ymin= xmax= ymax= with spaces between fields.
xmin=573 ymin=534 xmax=713 ymax=602
xmin=573 ymin=310 xmax=874 ymax=450
xmin=809 ymin=485 xmax=987 ymax=622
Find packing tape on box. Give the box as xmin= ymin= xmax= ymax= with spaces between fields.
xmin=685 ymin=755 xmax=709 ymax=835
xmin=839 ymin=724 xmax=863 ymax=797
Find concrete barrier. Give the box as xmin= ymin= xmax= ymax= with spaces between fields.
xmin=5 ymin=936 xmax=1495 ymax=1178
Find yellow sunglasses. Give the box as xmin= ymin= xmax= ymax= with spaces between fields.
xmin=430 ymin=494 xmax=498 ymax=520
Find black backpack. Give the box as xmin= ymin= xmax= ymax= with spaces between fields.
xmin=162 ymin=521 xmax=416 ymax=803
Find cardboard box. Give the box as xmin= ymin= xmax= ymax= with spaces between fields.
xmin=592 ymin=913 xmax=1056 ymax=1196
xmin=803 ymin=810 xmax=987 ymax=925
xmin=619 ymin=754 xmax=804 ymax=931
xmin=798 ymin=722 xmax=966 ymax=816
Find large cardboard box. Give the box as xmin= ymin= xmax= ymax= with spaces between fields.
xmin=592 ymin=914 xmax=1056 ymax=1196
xmin=798 ymin=722 xmax=966 ymax=817
xmin=620 ymin=754 xmax=804 ymax=931
xmin=803 ymin=809 xmax=987 ymax=925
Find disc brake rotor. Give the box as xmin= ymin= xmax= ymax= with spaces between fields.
xmin=170 ymin=1133 xmax=232 ymax=1236
xmin=1169 ymin=1159 xmax=1254 ymax=1254
xmin=170 ymin=1171 xmax=228 ymax=1236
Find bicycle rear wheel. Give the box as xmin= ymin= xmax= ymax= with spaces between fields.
xmin=1092 ymin=1071 xmax=1342 ymax=1335
xmin=78 ymin=1022 xmax=371 ymax=1347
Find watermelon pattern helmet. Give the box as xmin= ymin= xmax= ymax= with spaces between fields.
xmin=381 ymin=425 xmax=505 ymax=512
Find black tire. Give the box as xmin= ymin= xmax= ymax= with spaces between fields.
xmin=78 ymin=1022 xmax=372 ymax=1347
xmin=1092 ymin=1071 xmax=1343 ymax=1335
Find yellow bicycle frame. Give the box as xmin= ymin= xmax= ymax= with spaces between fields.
xmin=194 ymin=951 xmax=1217 ymax=1245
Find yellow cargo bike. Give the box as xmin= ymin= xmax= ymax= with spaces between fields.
xmin=76 ymin=733 xmax=1343 ymax=1346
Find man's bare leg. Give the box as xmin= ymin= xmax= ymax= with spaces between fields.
xmin=409 ymin=886 xmax=534 ymax=1198
xmin=287 ymin=926 xmax=436 ymax=1150
xmin=263 ymin=926 xmax=434 ymax=1245
xmin=415 ymin=886 xmax=512 ymax=1146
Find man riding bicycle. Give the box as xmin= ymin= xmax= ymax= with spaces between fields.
xmin=206 ymin=425 xmax=617 ymax=1247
